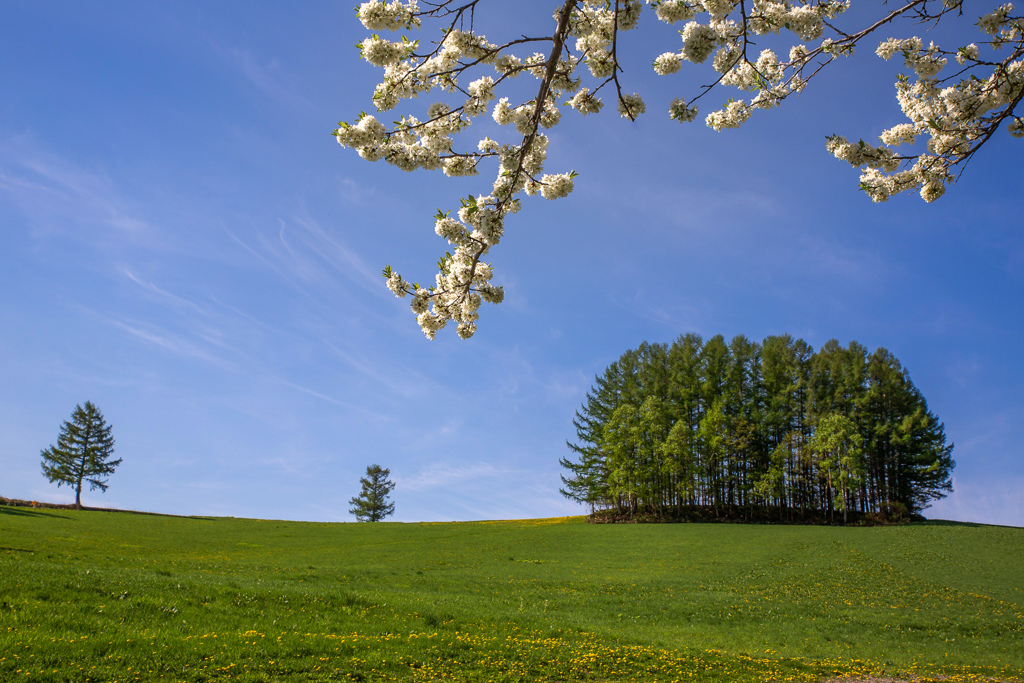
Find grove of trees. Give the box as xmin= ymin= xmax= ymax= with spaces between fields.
xmin=40 ymin=401 xmax=121 ymax=510
xmin=560 ymin=334 xmax=954 ymax=522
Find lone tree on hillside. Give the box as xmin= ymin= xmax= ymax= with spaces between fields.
xmin=349 ymin=464 xmax=396 ymax=522
xmin=337 ymin=0 xmax=1024 ymax=339
xmin=40 ymin=401 xmax=121 ymax=510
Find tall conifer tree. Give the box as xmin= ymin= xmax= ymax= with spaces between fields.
xmin=40 ymin=401 xmax=120 ymax=510
xmin=349 ymin=464 xmax=396 ymax=522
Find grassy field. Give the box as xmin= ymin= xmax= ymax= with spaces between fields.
xmin=0 ymin=507 xmax=1021 ymax=683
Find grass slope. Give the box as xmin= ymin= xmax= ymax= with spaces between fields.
xmin=0 ymin=507 xmax=1021 ymax=682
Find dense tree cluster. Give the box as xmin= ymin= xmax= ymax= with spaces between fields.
xmin=560 ymin=334 xmax=954 ymax=522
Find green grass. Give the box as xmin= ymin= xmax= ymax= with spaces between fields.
xmin=0 ymin=507 xmax=1021 ymax=682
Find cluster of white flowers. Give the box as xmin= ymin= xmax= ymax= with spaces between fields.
xmin=571 ymin=0 xmax=644 ymax=79
xmin=539 ymin=172 xmax=576 ymax=199
xmin=877 ymin=37 xmax=947 ymax=78
xmin=979 ymin=4 xmax=1016 ymax=38
xmin=567 ymin=87 xmax=604 ymax=114
xmin=680 ymin=21 xmax=718 ymax=63
xmin=829 ymin=5 xmax=1024 ymax=202
xmin=657 ymin=0 xmax=844 ymax=130
xmin=706 ymin=99 xmax=751 ymax=130
xmin=654 ymin=52 xmax=683 ymax=75
xmin=393 ymin=194 xmax=511 ymax=340
xmin=618 ymin=93 xmax=647 ymax=118
xmin=338 ymin=0 xmax=1023 ymax=338
xmin=358 ymin=35 xmax=414 ymax=68
xmin=357 ymin=0 xmax=420 ymax=31
xmin=826 ymin=136 xmax=900 ymax=173
xmin=668 ymin=97 xmax=699 ymax=121
xmin=653 ymin=0 xmax=696 ymax=23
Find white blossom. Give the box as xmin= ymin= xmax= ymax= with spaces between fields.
xmin=785 ymin=6 xmax=824 ymax=40
xmin=879 ymin=123 xmax=918 ymax=147
xmin=435 ymin=215 xmax=467 ymax=242
xmin=669 ymin=97 xmax=698 ymax=121
xmin=357 ymin=0 xmax=420 ymax=31
xmin=386 ymin=272 xmax=408 ymax=297
xmin=956 ymin=44 xmax=980 ymax=64
xmin=979 ymin=4 xmax=1014 ymax=35
xmin=681 ymin=22 xmax=718 ymax=63
xmin=492 ymin=98 xmax=514 ymax=125
xmin=618 ymin=93 xmax=647 ymax=118
xmin=359 ymin=36 xmax=409 ymax=67
xmin=335 ymin=0 xmax=1024 ymax=339
xmin=540 ymin=172 xmax=575 ymax=199
xmin=568 ymin=88 xmax=605 ymax=115
xmin=654 ymin=0 xmax=696 ymax=23
xmin=700 ymin=0 xmax=733 ymax=20
xmin=654 ymin=52 xmax=683 ymax=75
xmin=706 ymin=99 xmax=751 ymax=130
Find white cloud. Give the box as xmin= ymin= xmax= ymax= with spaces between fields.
xmin=121 ymin=268 xmax=215 ymax=318
xmin=399 ymin=462 xmax=521 ymax=492
xmin=0 ymin=136 xmax=155 ymax=238
xmin=927 ymin=475 xmax=1024 ymax=528
xmin=217 ymin=45 xmax=313 ymax=110
xmin=85 ymin=308 xmax=235 ymax=368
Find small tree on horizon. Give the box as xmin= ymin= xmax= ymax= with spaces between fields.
xmin=40 ymin=401 xmax=121 ymax=510
xmin=349 ymin=464 xmax=396 ymax=522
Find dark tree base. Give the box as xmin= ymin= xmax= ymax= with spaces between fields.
xmin=588 ymin=504 xmax=925 ymax=526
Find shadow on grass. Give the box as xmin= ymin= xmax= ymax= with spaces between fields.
xmin=2 ymin=499 xmax=215 ymax=521
xmin=923 ymin=518 xmax=1024 ymax=529
xmin=0 ymin=505 xmax=73 ymax=519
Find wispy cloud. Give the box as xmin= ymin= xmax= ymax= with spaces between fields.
xmin=85 ymin=308 xmax=234 ymax=369
xmin=337 ymin=177 xmax=372 ymax=205
xmin=481 ymin=345 xmax=590 ymax=404
xmin=321 ymin=338 xmax=433 ymax=399
xmin=0 ymin=136 xmax=155 ymax=239
xmin=226 ymin=215 xmax=385 ymax=301
xmin=270 ymin=375 xmax=391 ymax=421
xmin=399 ymin=462 xmax=521 ymax=492
xmin=610 ymin=287 xmax=709 ymax=331
xmin=290 ymin=214 xmax=385 ymax=295
xmin=789 ymin=231 xmax=892 ymax=288
xmin=397 ymin=465 xmax=583 ymax=522
xmin=216 ymin=45 xmax=313 ymax=110
xmin=928 ymin=475 xmax=1024 ymax=528
xmin=121 ymin=268 xmax=215 ymax=318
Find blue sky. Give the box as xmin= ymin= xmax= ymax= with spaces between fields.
xmin=2 ymin=1 xmax=1021 ymax=525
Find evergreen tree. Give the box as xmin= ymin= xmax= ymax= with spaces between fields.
xmin=349 ymin=464 xmax=396 ymax=522
xmin=864 ymin=349 xmax=954 ymax=513
xmin=561 ymin=353 xmax=634 ymax=509
xmin=40 ymin=401 xmax=121 ymax=510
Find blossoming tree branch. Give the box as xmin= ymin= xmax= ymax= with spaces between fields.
xmin=335 ymin=0 xmax=1024 ymax=339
